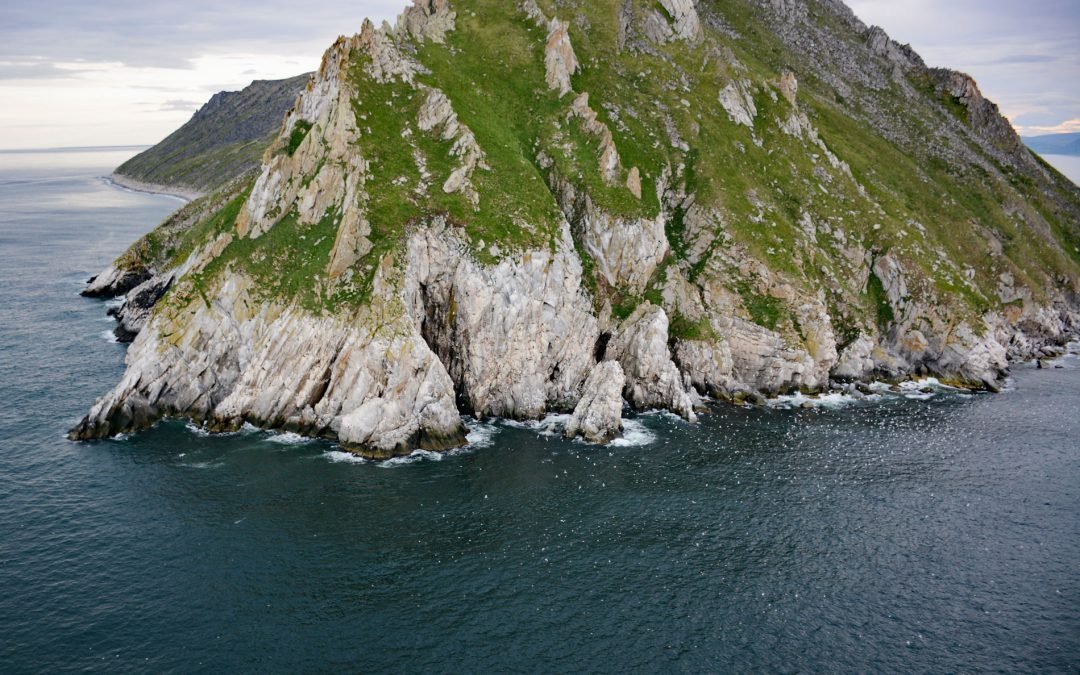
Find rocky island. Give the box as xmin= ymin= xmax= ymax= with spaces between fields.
xmin=72 ymin=0 xmax=1080 ymax=457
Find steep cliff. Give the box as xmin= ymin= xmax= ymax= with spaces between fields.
xmin=74 ymin=0 xmax=1080 ymax=456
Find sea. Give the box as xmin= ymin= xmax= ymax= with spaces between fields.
xmin=0 ymin=147 xmax=1078 ymax=672
xmin=1044 ymin=154 xmax=1080 ymax=187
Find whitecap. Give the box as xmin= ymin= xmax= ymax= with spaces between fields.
xmin=324 ymin=450 xmax=367 ymax=465
xmin=610 ymin=418 xmax=656 ymax=447
xmin=464 ymin=420 xmax=499 ymax=448
xmin=639 ymin=408 xmax=687 ymax=421
xmin=104 ymin=296 xmax=126 ymax=310
xmin=498 ymin=413 xmax=571 ymax=437
xmin=99 ymin=330 xmax=119 ymax=344
xmin=185 ymin=421 xmax=212 ymax=437
xmin=265 ymin=431 xmax=314 ymax=445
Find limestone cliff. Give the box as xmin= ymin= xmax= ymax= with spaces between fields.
xmin=74 ymin=0 xmax=1080 ymax=456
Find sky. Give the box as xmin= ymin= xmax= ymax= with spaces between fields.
xmin=0 ymin=0 xmax=1077 ymax=150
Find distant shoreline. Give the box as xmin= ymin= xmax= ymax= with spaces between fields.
xmin=103 ymin=174 xmax=201 ymax=202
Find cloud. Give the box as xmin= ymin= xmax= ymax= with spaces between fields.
xmin=1014 ymin=118 xmax=1080 ymax=135
xmin=992 ymin=54 xmax=1058 ymax=64
xmin=156 ymin=99 xmax=204 ymax=112
xmin=0 ymin=1 xmax=407 ymax=69
xmin=0 ymin=60 xmax=93 ymax=80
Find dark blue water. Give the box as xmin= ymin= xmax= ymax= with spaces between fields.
xmin=1 ymin=150 xmax=1078 ymax=673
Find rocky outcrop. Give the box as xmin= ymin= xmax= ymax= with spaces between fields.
xmin=929 ymin=68 xmax=1023 ymax=155
xmin=545 ymin=19 xmax=579 ymax=98
xmin=71 ymin=270 xmax=466 ymax=457
xmin=607 ymin=304 xmax=697 ymax=420
xmin=550 ymin=171 xmax=669 ymax=295
xmin=406 ymin=219 xmax=599 ymax=419
xmin=643 ymin=0 xmax=703 ymax=44
xmin=73 ymin=0 xmax=1080 ymax=457
xmin=565 ymin=361 xmax=625 ymax=443
xmin=719 ymin=81 xmax=757 ymax=128
xmin=397 ymin=0 xmax=456 ymax=44
xmin=82 ymin=265 xmax=151 ymax=298
xmin=108 ymin=273 xmax=174 ymax=342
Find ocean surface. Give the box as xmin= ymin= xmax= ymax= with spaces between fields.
xmin=1 ymin=148 xmax=1078 ymax=673
xmin=1043 ymin=154 xmax=1080 ymax=186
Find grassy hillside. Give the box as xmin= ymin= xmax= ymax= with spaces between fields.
xmin=120 ymin=0 xmax=1080 ymax=341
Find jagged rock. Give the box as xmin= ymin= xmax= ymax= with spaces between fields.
xmin=719 ymin=81 xmax=757 ymax=127
xmin=72 ymin=0 xmax=1080 ymax=454
xmin=865 ymin=26 xmax=924 ymax=71
xmin=545 ymin=18 xmax=579 ymax=98
xmin=109 ymin=273 xmax=174 ymax=342
xmin=607 ymin=304 xmax=697 ymax=420
xmin=832 ymin=334 xmax=876 ymax=381
xmin=406 ymin=218 xmax=600 ymax=419
xmin=569 ymin=92 xmax=621 ymax=184
xmin=778 ymin=70 xmax=798 ymax=105
xmin=565 ymin=361 xmax=625 ymax=443
xmin=929 ymin=68 xmax=1022 ymax=154
xmin=397 ymin=0 xmax=456 ymax=44
xmin=550 ymin=171 xmax=669 ymax=294
xmin=659 ymin=0 xmax=703 ymax=42
xmin=71 ymin=270 xmax=466 ymax=457
xmin=417 ymin=86 xmax=488 ymax=205
xmin=82 ymin=265 xmax=151 ymax=298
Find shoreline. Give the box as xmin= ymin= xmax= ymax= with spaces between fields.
xmin=103 ymin=173 xmax=202 ymax=202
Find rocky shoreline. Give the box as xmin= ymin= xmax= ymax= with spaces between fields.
xmin=104 ymin=173 xmax=202 ymax=202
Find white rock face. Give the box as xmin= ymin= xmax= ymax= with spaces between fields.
xmin=643 ymin=0 xmax=703 ymax=44
xmin=405 ymin=219 xmax=600 ymax=419
xmin=659 ymin=0 xmax=703 ymax=42
xmin=832 ymin=334 xmax=876 ymax=381
xmin=71 ymin=272 xmax=465 ymax=456
xmin=551 ymin=173 xmax=669 ymax=295
xmin=565 ymin=361 xmax=625 ymax=443
xmin=417 ymin=85 xmax=488 ymax=205
xmin=719 ymin=81 xmax=757 ymax=127
xmin=397 ymin=0 xmax=456 ymax=44
xmin=607 ymin=304 xmax=697 ymax=420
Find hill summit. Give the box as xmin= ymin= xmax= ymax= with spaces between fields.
xmin=73 ymin=0 xmax=1080 ymax=456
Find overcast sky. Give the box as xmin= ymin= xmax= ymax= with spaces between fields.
xmin=0 ymin=0 xmax=1076 ymax=149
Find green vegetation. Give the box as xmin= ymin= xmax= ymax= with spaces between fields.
xmin=736 ymin=280 xmax=784 ymax=331
xmin=865 ymin=271 xmax=895 ymax=330
xmin=126 ymin=0 xmax=1079 ymax=342
xmin=285 ymin=120 xmax=313 ymax=156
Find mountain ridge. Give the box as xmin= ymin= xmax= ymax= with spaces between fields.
xmin=1024 ymin=132 xmax=1080 ymax=157
xmin=113 ymin=74 xmax=311 ymax=197
xmin=72 ymin=0 xmax=1080 ymax=456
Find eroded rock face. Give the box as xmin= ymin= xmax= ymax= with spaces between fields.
xmin=69 ymin=271 xmax=466 ymax=456
xmin=719 ymin=81 xmax=757 ymax=128
xmin=607 ymin=304 xmax=697 ymax=420
xmin=565 ymin=361 xmax=625 ymax=443
xmin=73 ymin=0 xmax=1080 ymax=457
xmin=397 ymin=0 xmax=456 ymax=44
xmin=551 ymin=172 xmax=669 ymax=295
xmin=108 ymin=273 xmax=174 ymax=342
xmin=406 ymin=219 xmax=599 ymax=419
xmin=82 ymin=265 xmax=151 ymax=298
xmin=832 ymin=334 xmax=876 ymax=381
xmin=545 ymin=18 xmax=579 ymax=98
